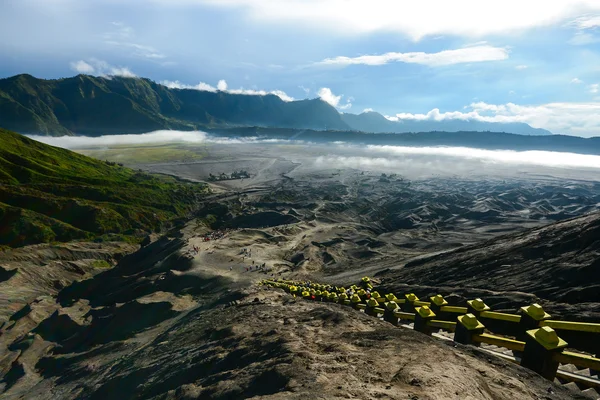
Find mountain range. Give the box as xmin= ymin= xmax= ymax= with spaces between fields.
xmin=0 ymin=74 xmax=551 ymax=137
xmin=340 ymin=110 xmax=551 ymax=136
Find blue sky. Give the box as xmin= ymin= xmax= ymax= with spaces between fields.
xmin=2 ymin=0 xmax=600 ymax=136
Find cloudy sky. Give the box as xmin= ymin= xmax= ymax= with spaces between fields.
xmin=2 ymin=0 xmax=600 ymax=136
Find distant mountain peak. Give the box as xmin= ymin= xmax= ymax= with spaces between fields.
xmin=341 ymin=112 xmax=552 ymax=136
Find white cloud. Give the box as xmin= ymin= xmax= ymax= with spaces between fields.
xmin=159 ymin=79 xmax=294 ymax=101
xmin=103 ymin=21 xmax=166 ymax=60
xmin=155 ymin=0 xmax=600 ymax=40
xmin=69 ymin=59 xmax=137 ymax=78
xmin=160 ymin=80 xmax=218 ymax=91
xmin=31 ymin=131 xmax=211 ymax=148
xmin=299 ymin=85 xmax=310 ymax=97
xmin=27 ymin=130 xmax=295 ymax=149
xmin=589 ymin=84 xmax=599 ymax=93
xmin=363 ymin=108 xmax=374 ymax=113
xmin=228 ymin=88 xmax=294 ymax=102
xmin=572 ymin=78 xmax=583 ymax=84
xmin=70 ymin=60 xmax=95 ymax=74
xmin=313 ymin=148 xmax=600 ymax=180
xmin=569 ymin=14 xmax=600 ymax=29
xmin=318 ymin=45 xmax=508 ymax=67
xmin=318 ymin=87 xmax=352 ymax=110
xmin=317 ymin=88 xmax=341 ymax=106
xmin=390 ymin=101 xmax=600 ymax=137
xmin=463 ymin=40 xmax=488 ymax=47
xmin=363 ymin=146 xmax=600 ymax=169
xmin=567 ymin=15 xmax=600 ymax=44
xmin=109 ymin=67 xmax=136 ymax=78
xmin=217 ymin=79 xmax=228 ymax=91
xmin=106 ymin=41 xmax=166 ymax=59
xmin=104 ymin=21 xmax=134 ymax=40
xmin=324 ymin=145 xmax=600 ymax=173
xmin=515 ymin=64 xmax=528 ymax=70
xmin=568 ymin=32 xmax=600 ymax=45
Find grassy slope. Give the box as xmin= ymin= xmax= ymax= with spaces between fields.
xmin=78 ymin=143 xmax=207 ymax=164
xmin=0 ymin=128 xmax=209 ymax=248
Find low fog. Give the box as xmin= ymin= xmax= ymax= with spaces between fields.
xmin=27 ymin=130 xmax=290 ymax=148
xmin=30 ymin=130 xmax=600 ymax=180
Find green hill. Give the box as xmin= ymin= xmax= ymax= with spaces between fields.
xmin=0 ymin=128 xmax=209 ymax=248
xmin=0 ymin=74 xmax=350 ymax=136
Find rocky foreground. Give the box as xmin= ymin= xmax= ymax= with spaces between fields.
xmin=0 ymin=224 xmax=586 ymax=399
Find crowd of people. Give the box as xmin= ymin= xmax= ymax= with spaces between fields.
xmin=243 ymin=263 xmax=267 ymax=273
xmin=202 ymin=228 xmax=234 ymax=242
xmin=187 ymin=230 xmax=275 ymax=276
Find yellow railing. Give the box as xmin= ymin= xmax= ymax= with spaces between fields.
xmin=428 ymin=320 xmax=457 ymax=332
xmin=479 ymin=311 xmax=521 ymax=323
xmin=473 ymin=333 xmax=525 ymax=352
xmin=440 ymin=306 xmax=468 ymax=314
xmin=413 ymin=300 xmax=431 ymax=307
xmin=394 ymin=311 xmax=415 ymax=321
xmin=261 ymin=278 xmax=600 ymax=387
xmin=541 ymin=320 xmax=600 ymax=333
xmin=263 ymin=279 xmax=599 ymax=336
xmin=554 ymin=351 xmax=600 ymax=371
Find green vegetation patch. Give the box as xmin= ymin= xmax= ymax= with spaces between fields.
xmin=78 ymin=143 xmax=207 ymax=165
xmin=0 ymin=128 xmax=209 ymax=248
xmin=90 ymin=260 xmax=112 ymax=269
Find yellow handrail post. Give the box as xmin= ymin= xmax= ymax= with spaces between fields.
xmin=351 ymin=294 xmax=363 ymax=310
xmin=360 ymin=276 xmax=373 ymax=290
xmin=328 ymin=292 xmax=338 ymax=303
xmin=466 ymin=298 xmax=490 ymax=318
xmin=340 ymin=293 xmax=352 ymax=306
xmin=518 ymin=304 xmax=551 ymax=342
xmin=521 ymin=327 xmax=568 ymax=381
xmin=414 ymin=306 xmax=437 ymax=336
xmin=383 ymin=301 xmax=400 ymax=325
xmin=402 ymin=293 xmax=419 ymax=313
xmin=365 ymin=298 xmax=380 ymax=316
xmin=429 ymin=294 xmax=448 ymax=314
xmin=370 ymin=291 xmax=383 ymax=305
xmin=454 ymin=314 xmax=485 ymax=346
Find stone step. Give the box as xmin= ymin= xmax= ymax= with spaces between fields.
xmin=577 ymin=368 xmax=594 ymax=377
xmin=554 ymin=378 xmax=563 ymax=385
xmin=482 ymin=344 xmax=500 ymax=351
xmin=560 ymin=364 xmax=580 ymax=373
xmin=561 ymin=382 xmax=581 ymax=392
xmin=580 ymin=387 xmax=599 ymax=399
